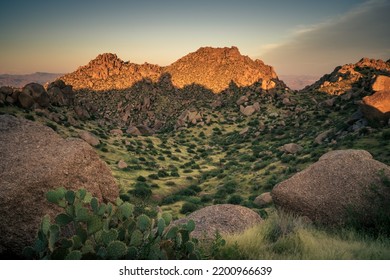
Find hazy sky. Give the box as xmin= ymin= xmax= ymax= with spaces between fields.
xmin=0 ymin=0 xmax=389 ymax=76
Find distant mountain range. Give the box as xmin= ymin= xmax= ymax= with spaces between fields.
xmin=278 ymin=74 xmax=320 ymax=90
xmin=0 ymin=72 xmax=64 ymax=88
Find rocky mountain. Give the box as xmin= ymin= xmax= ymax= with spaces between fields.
xmin=61 ymin=47 xmax=285 ymax=92
xmin=61 ymin=53 xmax=162 ymax=91
xmin=303 ymin=58 xmax=390 ymax=95
xmin=0 ymin=72 xmax=63 ymax=88
xmin=165 ymin=46 xmax=283 ymax=92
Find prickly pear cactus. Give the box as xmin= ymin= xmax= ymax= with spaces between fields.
xmin=24 ymin=188 xmax=201 ymax=260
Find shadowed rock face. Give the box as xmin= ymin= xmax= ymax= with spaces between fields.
xmin=173 ymin=204 xmax=262 ymax=239
xmin=61 ymin=47 xmax=284 ymax=92
xmin=0 ymin=115 xmax=118 ymax=258
xmin=272 ymin=149 xmax=390 ymax=228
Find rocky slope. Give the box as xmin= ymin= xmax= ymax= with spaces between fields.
xmin=61 ymin=47 xmax=286 ymax=92
xmin=303 ymin=58 xmax=390 ymax=95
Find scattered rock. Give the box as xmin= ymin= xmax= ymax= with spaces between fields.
xmin=322 ymin=98 xmax=336 ymax=107
xmin=126 ymin=126 xmax=142 ymax=136
xmin=117 ymin=160 xmax=128 ymax=169
xmin=136 ymin=125 xmax=154 ymax=136
xmin=0 ymin=115 xmax=118 ymax=257
xmin=314 ymin=129 xmax=332 ymax=144
xmin=272 ymin=149 xmax=390 ymax=227
xmin=240 ymin=103 xmax=260 ymax=116
xmin=236 ymin=95 xmax=249 ymax=105
xmin=282 ymin=97 xmax=292 ymax=106
xmin=78 ymin=130 xmax=100 ymax=147
xmin=74 ymin=105 xmax=90 ymax=120
xmin=211 ymin=99 xmax=222 ymax=108
xmin=110 ymin=129 xmax=123 ymax=136
xmin=254 ymin=192 xmax=273 ymax=207
xmin=174 ymin=204 xmax=262 ymax=239
xmin=239 ymin=127 xmax=249 ymax=135
xmin=280 ymin=143 xmax=303 ymax=154
xmin=177 ymin=109 xmax=203 ymax=126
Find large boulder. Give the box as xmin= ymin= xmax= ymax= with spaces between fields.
xmin=47 ymin=80 xmax=75 ymax=106
xmin=0 ymin=115 xmax=118 ymax=258
xmin=360 ymin=90 xmax=390 ymax=123
xmin=174 ymin=204 xmax=262 ymax=239
xmin=372 ymin=75 xmax=390 ymax=92
xmin=272 ymin=150 xmax=390 ymax=227
xmin=20 ymin=83 xmax=50 ymax=108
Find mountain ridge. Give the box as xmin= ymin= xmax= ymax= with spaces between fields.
xmin=60 ymin=46 xmax=285 ymax=92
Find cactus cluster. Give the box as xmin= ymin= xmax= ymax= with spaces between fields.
xmin=23 ymin=187 xmax=201 ymax=260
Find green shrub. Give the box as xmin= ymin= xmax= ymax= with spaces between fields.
xmin=228 ymin=195 xmax=243 ymax=205
xmin=382 ymin=130 xmax=390 ymax=141
xmin=25 ymin=114 xmax=35 ymax=121
xmin=148 ymin=174 xmax=159 ymax=180
xmin=157 ymin=170 xmax=169 ymax=178
xmin=24 ymin=188 xmax=200 ymax=260
xmin=180 ymin=202 xmax=198 ymax=214
xmin=131 ymin=185 xmax=152 ymax=199
xmin=46 ymin=122 xmax=57 ymax=131
xmin=136 ymin=176 xmax=147 ymax=182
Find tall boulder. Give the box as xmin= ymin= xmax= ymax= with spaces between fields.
xmin=272 ymin=150 xmax=390 ymax=228
xmin=0 ymin=115 xmax=118 ymax=258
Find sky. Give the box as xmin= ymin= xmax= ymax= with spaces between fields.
xmin=0 ymin=0 xmax=389 ymax=76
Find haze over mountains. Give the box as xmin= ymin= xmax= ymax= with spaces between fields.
xmin=0 ymin=72 xmax=63 ymax=88
xmin=0 ymin=47 xmax=321 ymax=90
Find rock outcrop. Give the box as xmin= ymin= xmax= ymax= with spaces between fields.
xmin=304 ymin=58 xmax=390 ymax=95
xmin=174 ymin=204 xmax=262 ymax=239
xmin=0 ymin=115 xmax=118 ymax=258
xmin=166 ymin=46 xmax=282 ymax=92
xmin=61 ymin=47 xmax=285 ymax=93
xmin=271 ymin=150 xmax=390 ymax=228
xmin=61 ymin=53 xmax=162 ymax=90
